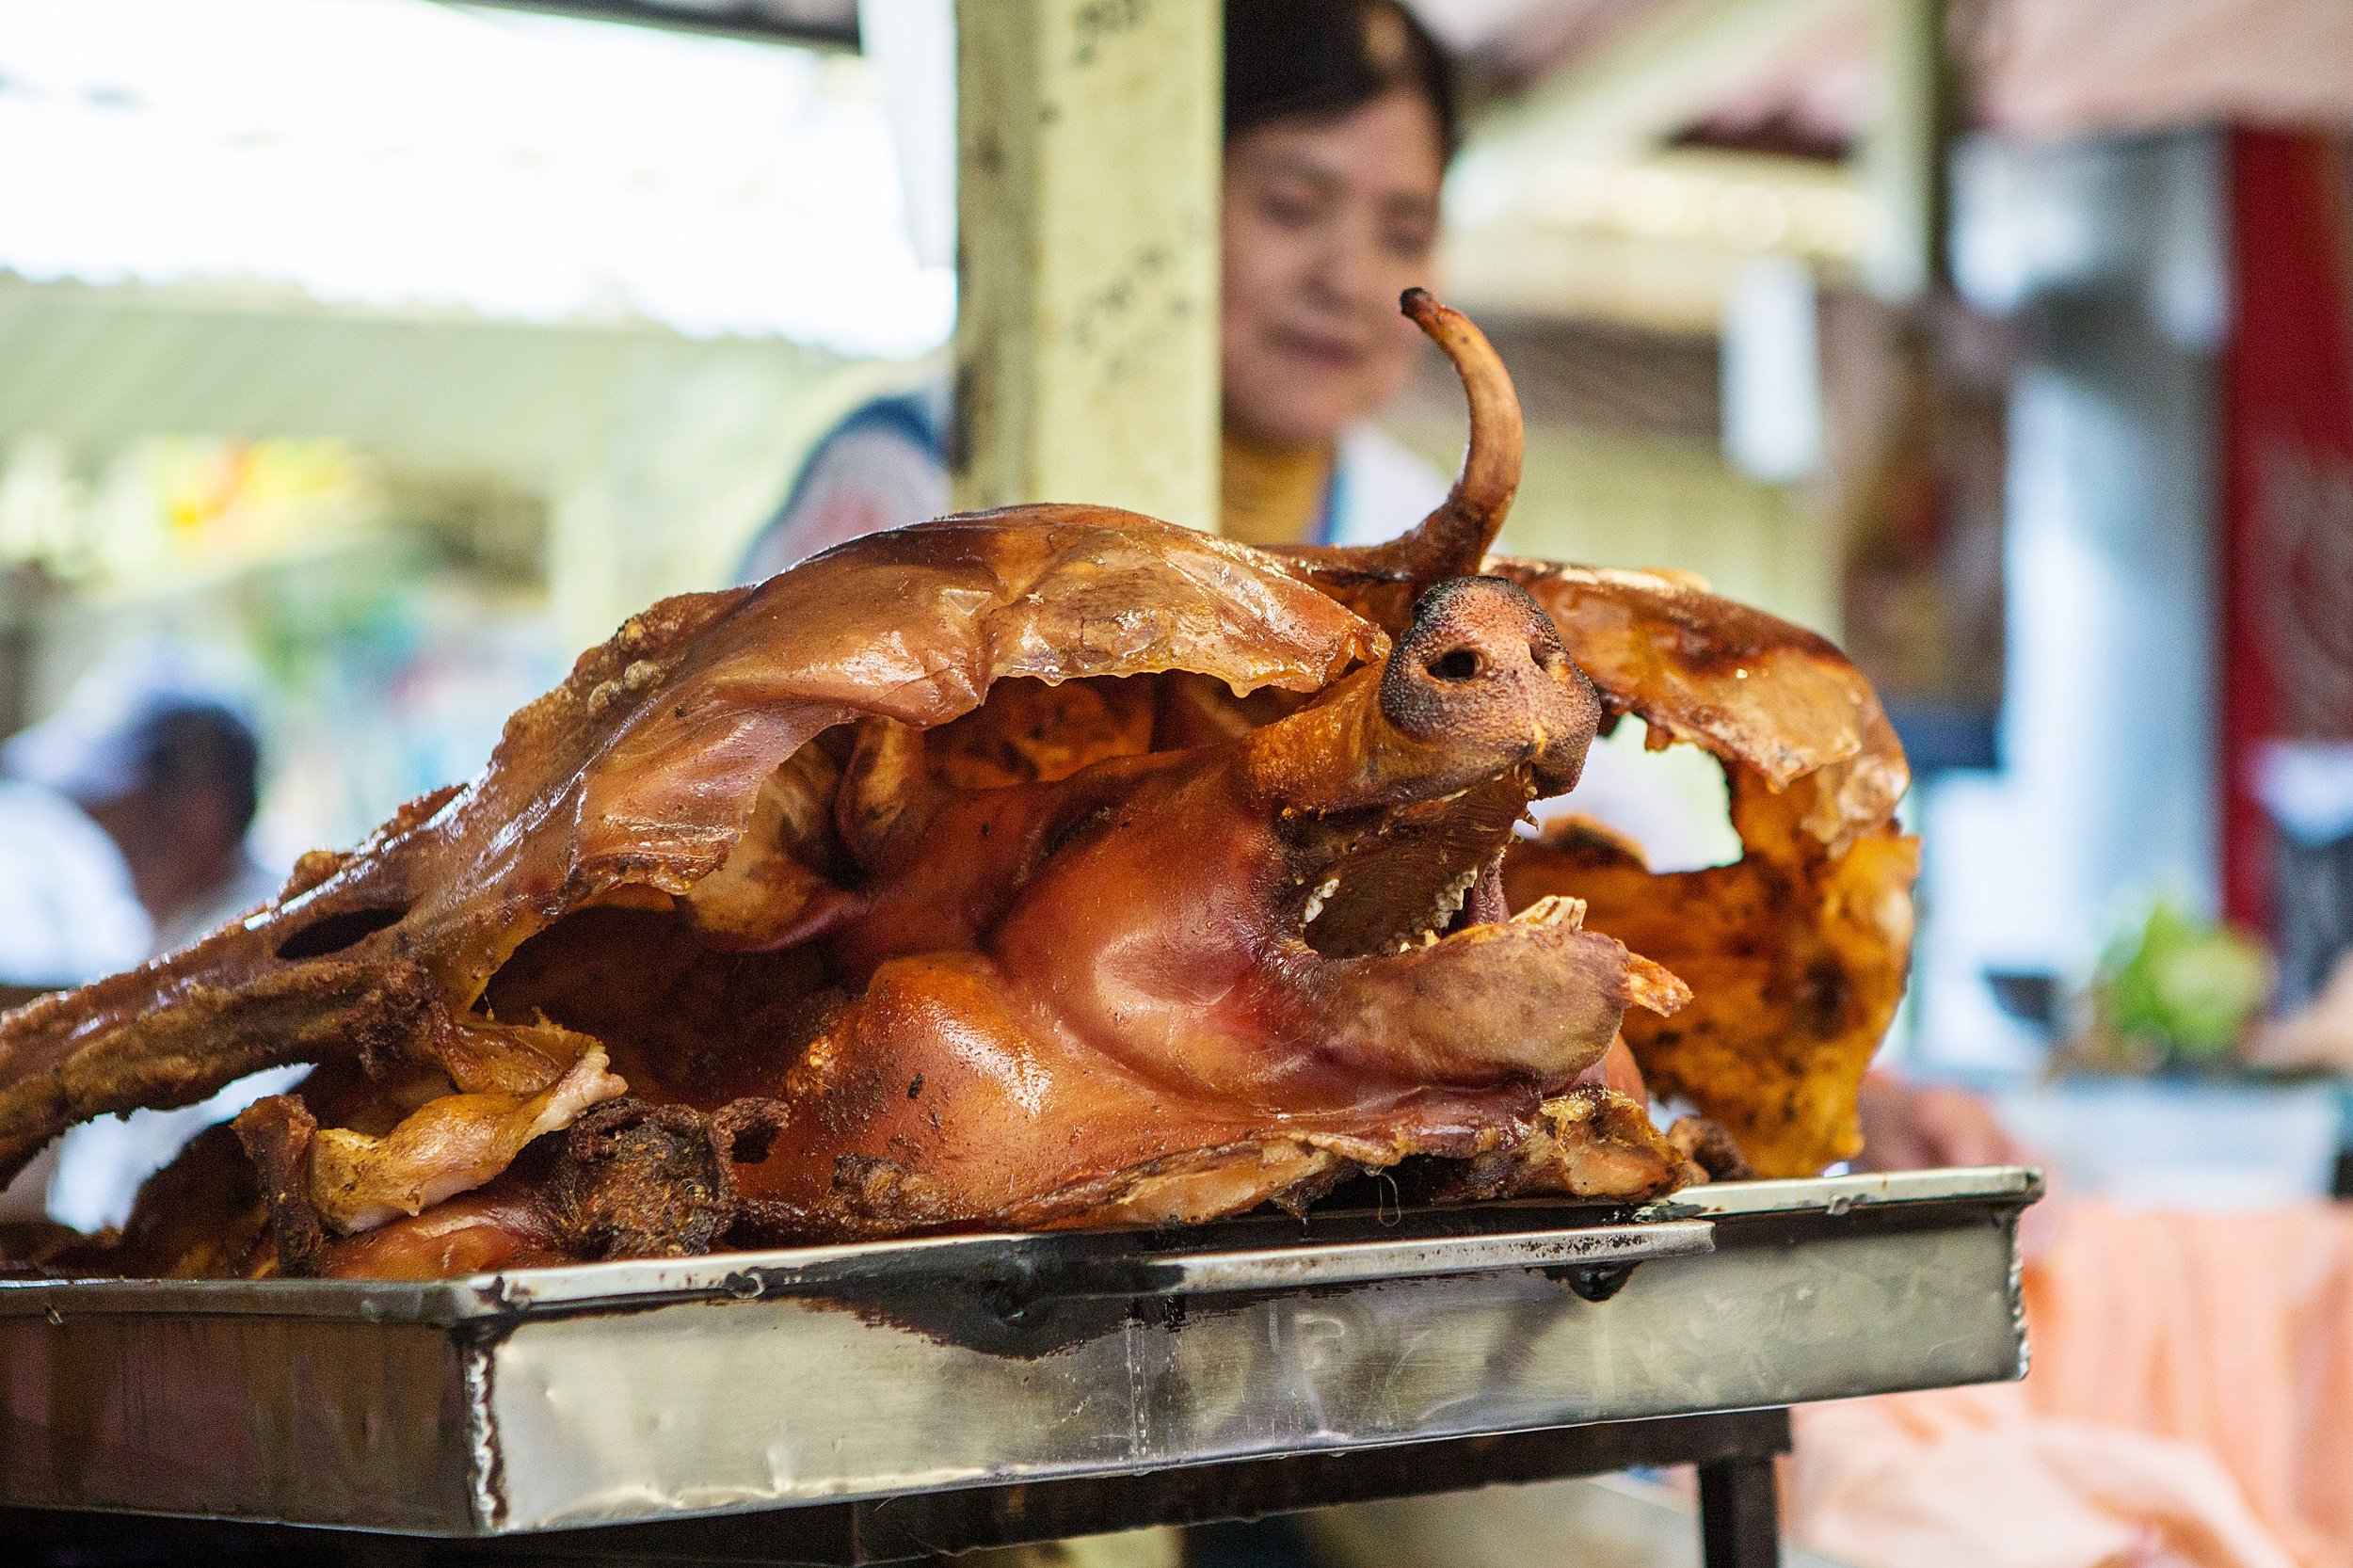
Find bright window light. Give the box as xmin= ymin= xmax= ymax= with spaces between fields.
xmin=0 ymin=0 xmax=952 ymax=356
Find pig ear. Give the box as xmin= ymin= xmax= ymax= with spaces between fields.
xmin=1352 ymin=290 xmax=1523 ymax=584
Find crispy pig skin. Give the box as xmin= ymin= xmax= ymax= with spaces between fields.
xmin=0 ymin=519 xmax=1678 ymax=1274
xmin=328 ymin=570 xmax=1658 ymax=1268
xmin=1495 ymin=560 xmax=1911 ymax=856
xmin=1289 ymin=334 xmax=1918 ymax=1183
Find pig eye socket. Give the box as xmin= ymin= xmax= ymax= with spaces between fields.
xmin=276 ymin=904 xmax=408 ymax=961
xmin=1427 ymin=649 xmax=1481 ymax=683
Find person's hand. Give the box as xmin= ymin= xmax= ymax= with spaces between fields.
xmin=1852 ymin=1071 xmax=2025 ymax=1171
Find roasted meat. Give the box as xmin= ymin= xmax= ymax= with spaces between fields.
xmin=0 ymin=293 xmax=1913 ymax=1280
xmin=1494 ymin=565 xmax=1915 ymax=1177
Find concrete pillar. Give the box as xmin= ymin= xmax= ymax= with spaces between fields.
xmin=950 ymin=0 xmax=1222 ymax=530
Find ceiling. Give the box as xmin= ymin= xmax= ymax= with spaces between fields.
xmin=1964 ymin=0 xmax=2353 ymax=138
xmin=1422 ymin=0 xmax=2353 ymax=141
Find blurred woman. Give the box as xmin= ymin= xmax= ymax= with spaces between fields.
xmin=738 ymin=0 xmax=1460 ymax=577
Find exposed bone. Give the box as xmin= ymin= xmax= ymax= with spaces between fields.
xmin=304 ymin=1046 xmax=627 ymax=1234
xmin=836 ymin=718 xmax=935 ymax=872
xmin=1512 ymin=894 xmax=1588 ymax=930
xmin=685 ymin=747 xmax=855 ymax=951
xmin=1624 ymin=953 xmax=1694 ymax=1017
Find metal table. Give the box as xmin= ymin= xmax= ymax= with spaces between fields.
xmin=0 ymin=1167 xmax=2039 ymax=1565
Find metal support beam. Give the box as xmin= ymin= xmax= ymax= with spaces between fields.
xmin=950 ymin=0 xmax=1222 ymax=531
xmin=0 ymin=1410 xmax=1798 ymax=1564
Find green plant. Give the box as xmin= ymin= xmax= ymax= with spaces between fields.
xmin=2094 ymin=900 xmax=2274 ymax=1062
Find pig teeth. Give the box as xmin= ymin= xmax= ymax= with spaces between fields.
xmin=1432 ymin=866 xmax=1479 ymax=920
xmin=1301 ymin=875 xmax=1340 ymax=926
xmin=1511 ymin=894 xmax=1586 ymax=931
xmin=1381 ymin=865 xmax=1487 ymax=953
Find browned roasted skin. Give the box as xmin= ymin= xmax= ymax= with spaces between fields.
xmin=1496 ymin=563 xmax=1918 ymax=1177
xmin=1271 ymin=297 xmax=1915 ymax=1179
xmin=0 ymin=517 xmax=1379 ymax=1187
xmin=320 ymin=576 xmax=1683 ymax=1269
xmin=0 ymin=521 xmax=1692 ymax=1275
xmin=1492 ymin=562 xmax=1910 ymax=856
xmin=1 ymin=289 xmax=1914 ymax=1276
xmin=701 ymin=577 xmax=1664 ymax=1239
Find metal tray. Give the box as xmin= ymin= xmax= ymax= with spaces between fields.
xmin=0 ymin=1166 xmax=2038 ymax=1537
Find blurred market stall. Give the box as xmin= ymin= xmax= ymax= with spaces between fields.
xmin=0 ymin=0 xmax=945 ymax=866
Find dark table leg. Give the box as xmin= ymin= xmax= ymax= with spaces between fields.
xmin=1697 ymin=1450 xmax=1781 ymax=1568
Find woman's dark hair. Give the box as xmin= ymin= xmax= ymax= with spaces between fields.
xmin=138 ymin=702 xmax=261 ymax=836
xmin=1225 ymin=0 xmax=1459 ymax=162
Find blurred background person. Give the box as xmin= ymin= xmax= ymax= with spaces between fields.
xmin=739 ymin=0 xmax=1459 ymax=578
xmin=4 ymin=645 xmax=276 ymax=955
xmin=0 ymin=644 xmax=296 ymax=1231
xmin=0 ymin=772 xmax=149 ymax=1226
xmin=1852 ymin=1070 xmax=2024 ymax=1172
xmin=0 ymin=779 xmax=149 ymax=1006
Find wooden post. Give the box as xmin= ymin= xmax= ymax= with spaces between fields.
xmin=951 ymin=0 xmax=1222 ymax=532
xmin=1859 ymin=0 xmax=1952 ymax=301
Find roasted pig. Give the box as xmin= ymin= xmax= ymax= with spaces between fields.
xmin=0 ymin=294 xmax=1912 ymax=1279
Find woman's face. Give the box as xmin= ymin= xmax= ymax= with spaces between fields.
xmin=1221 ymin=88 xmax=1447 ymax=449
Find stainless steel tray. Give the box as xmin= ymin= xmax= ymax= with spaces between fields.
xmin=0 ymin=1166 xmax=2038 ymax=1537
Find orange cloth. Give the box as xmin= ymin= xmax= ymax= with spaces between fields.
xmin=1789 ymin=1200 xmax=2353 ymax=1568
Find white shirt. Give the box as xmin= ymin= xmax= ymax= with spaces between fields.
xmin=0 ymin=781 xmax=151 ymax=989
xmin=0 ymin=782 xmax=150 ymax=1222
xmin=42 ymin=850 xmax=301 ymax=1234
xmin=1323 ymin=424 xmax=1451 ymax=549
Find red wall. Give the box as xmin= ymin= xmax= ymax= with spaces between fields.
xmin=2220 ymin=129 xmax=2353 ymax=928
